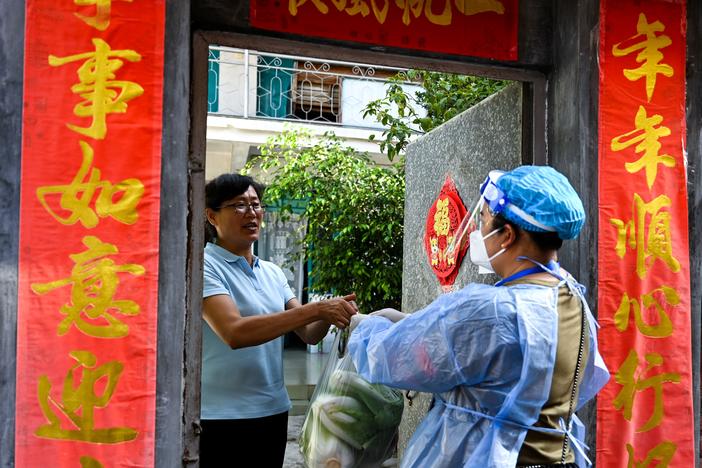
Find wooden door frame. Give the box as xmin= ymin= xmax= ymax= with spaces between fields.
xmin=185 ymin=28 xmax=549 ymax=463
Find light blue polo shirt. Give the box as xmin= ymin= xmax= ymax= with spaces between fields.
xmin=201 ymin=242 xmax=296 ymax=419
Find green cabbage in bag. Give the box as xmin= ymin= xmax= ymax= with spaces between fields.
xmin=300 ymin=331 xmax=403 ymax=468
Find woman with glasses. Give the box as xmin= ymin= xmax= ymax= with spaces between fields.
xmin=200 ymin=173 xmax=358 ymax=467
xmin=348 ymin=166 xmax=609 ymax=468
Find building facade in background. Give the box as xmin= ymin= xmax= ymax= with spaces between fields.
xmin=204 ymin=47 xmax=424 ymax=303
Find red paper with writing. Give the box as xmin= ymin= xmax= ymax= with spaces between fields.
xmin=16 ymin=1 xmax=165 ymax=466
xmin=424 ymin=175 xmax=468 ymax=289
xmin=250 ymin=0 xmax=519 ymax=60
xmin=597 ymin=1 xmax=694 ymax=466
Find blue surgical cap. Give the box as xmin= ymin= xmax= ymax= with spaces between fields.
xmin=492 ymin=165 xmax=585 ymax=240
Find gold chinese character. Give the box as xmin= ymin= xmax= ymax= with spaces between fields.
xmin=454 ymin=0 xmax=504 ymax=15
xmin=342 ymin=0 xmax=391 ymax=23
xmin=35 ymin=350 xmax=138 ymax=443
xmin=369 ymin=0 xmax=390 ymax=23
xmin=610 ymin=193 xmax=680 ymax=279
xmin=344 ymin=0 xmax=370 ymax=16
xmin=612 ymin=13 xmax=674 ymax=101
xmin=30 ymin=235 xmax=145 ymax=338
xmin=611 ymin=105 xmax=675 ymax=189
xmin=626 ymin=440 xmax=677 ymax=467
xmin=289 ymin=0 xmax=330 ymax=15
xmin=396 ymin=0 xmax=452 ymax=25
xmin=423 ymin=0 xmax=451 ymax=25
xmin=289 ymin=0 xmax=502 ymax=24
xmin=36 ymin=140 xmax=144 ymax=228
xmin=74 ymin=0 xmax=133 ymax=31
xmin=434 ymin=198 xmax=450 ymax=236
xmin=48 ymin=38 xmax=143 ymax=140
xmin=615 ymin=285 xmax=679 ymax=338
xmin=395 ymin=0 xmax=423 ymax=25
xmin=396 ymin=0 xmax=503 ymax=26
xmin=80 ymin=456 xmax=104 ymax=468
xmin=613 ymin=349 xmax=680 ymax=432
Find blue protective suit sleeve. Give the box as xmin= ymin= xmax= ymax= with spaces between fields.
xmin=348 ymin=284 xmax=518 ymax=394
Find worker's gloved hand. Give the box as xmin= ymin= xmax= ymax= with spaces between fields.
xmin=370 ymin=308 xmax=407 ymax=323
xmin=349 ymin=313 xmax=370 ymax=333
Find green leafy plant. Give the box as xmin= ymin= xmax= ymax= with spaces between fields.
xmin=363 ymin=70 xmax=509 ymax=160
xmin=246 ymin=128 xmax=405 ymax=311
xmin=246 ymin=72 xmax=506 ymax=311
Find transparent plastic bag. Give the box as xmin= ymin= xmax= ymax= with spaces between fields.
xmin=299 ymin=330 xmax=403 ymax=468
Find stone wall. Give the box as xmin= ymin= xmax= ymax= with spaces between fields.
xmin=398 ymin=83 xmax=523 ymax=455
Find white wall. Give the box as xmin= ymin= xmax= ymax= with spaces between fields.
xmin=341 ymin=78 xmax=426 ymax=131
xmin=216 ymin=51 xmax=257 ymax=117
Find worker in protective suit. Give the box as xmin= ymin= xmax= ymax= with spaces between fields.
xmin=348 ymin=165 xmax=610 ymax=468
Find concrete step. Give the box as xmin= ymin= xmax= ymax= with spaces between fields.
xmin=287 ymin=383 xmax=316 ymax=416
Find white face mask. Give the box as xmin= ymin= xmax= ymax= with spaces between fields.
xmin=469 ymin=228 xmax=505 ymax=274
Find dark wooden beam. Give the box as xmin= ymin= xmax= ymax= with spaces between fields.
xmin=154 ymin=0 xmax=195 ymax=466
xmin=0 ymin=0 xmax=24 ymax=465
xmin=521 ymin=78 xmax=548 ymax=165
xmin=197 ymin=30 xmax=545 ymax=82
xmin=547 ymin=0 xmax=600 ymax=455
xmin=179 ymin=29 xmax=211 ymax=467
xmin=686 ymin=0 xmax=702 ymax=464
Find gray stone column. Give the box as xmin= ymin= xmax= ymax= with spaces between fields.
xmin=399 ymin=84 xmax=522 ymax=455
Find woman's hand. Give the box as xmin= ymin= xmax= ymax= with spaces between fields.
xmin=316 ymin=293 xmax=358 ymax=329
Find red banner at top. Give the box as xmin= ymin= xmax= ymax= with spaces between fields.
xmin=597 ymin=1 xmax=693 ymax=467
xmin=16 ymin=1 xmax=165 ymax=466
xmin=250 ymin=0 xmax=519 ymax=60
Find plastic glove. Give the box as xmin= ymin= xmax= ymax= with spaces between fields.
xmin=349 ymin=313 xmax=370 ymax=333
xmin=370 ymin=308 xmax=407 ymax=323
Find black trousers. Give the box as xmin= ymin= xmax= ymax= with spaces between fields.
xmin=199 ymin=411 xmax=289 ymax=468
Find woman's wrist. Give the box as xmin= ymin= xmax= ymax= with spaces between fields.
xmin=302 ymin=301 xmax=322 ymax=321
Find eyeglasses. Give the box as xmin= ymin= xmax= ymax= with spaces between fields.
xmin=218 ymin=202 xmax=266 ymax=214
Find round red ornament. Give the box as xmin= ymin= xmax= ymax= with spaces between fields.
xmin=424 ymin=175 xmax=468 ymax=289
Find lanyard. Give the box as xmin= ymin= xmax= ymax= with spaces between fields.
xmin=494 ymin=259 xmax=561 ymax=287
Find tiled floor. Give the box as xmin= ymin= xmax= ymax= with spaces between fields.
xmin=283 ymin=414 xmax=306 ymax=467
xmin=283 ymin=348 xmax=331 ymax=467
xmin=283 ymin=347 xmax=329 ymax=385
xmin=283 ymin=347 xmax=334 ymax=416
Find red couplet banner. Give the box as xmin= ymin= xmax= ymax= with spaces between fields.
xmin=250 ymin=0 xmax=519 ymax=60
xmin=597 ymin=1 xmax=694 ymax=466
xmin=16 ymin=1 xmax=165 ymax=466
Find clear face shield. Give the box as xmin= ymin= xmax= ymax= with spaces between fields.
xmin=445 ymin=171 xmax=507 ymax=267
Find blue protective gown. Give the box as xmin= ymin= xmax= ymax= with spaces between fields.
xmin=348 ymin=277 xmax=609 ymax=468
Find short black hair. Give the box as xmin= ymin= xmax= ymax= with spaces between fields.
xmin=491 ymin=213 xmax=563 ymax=251
xmin=204 ymin=173 xmax=265 ymax=243
xmin=205 ymin=173 xmax=265 ymax=210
